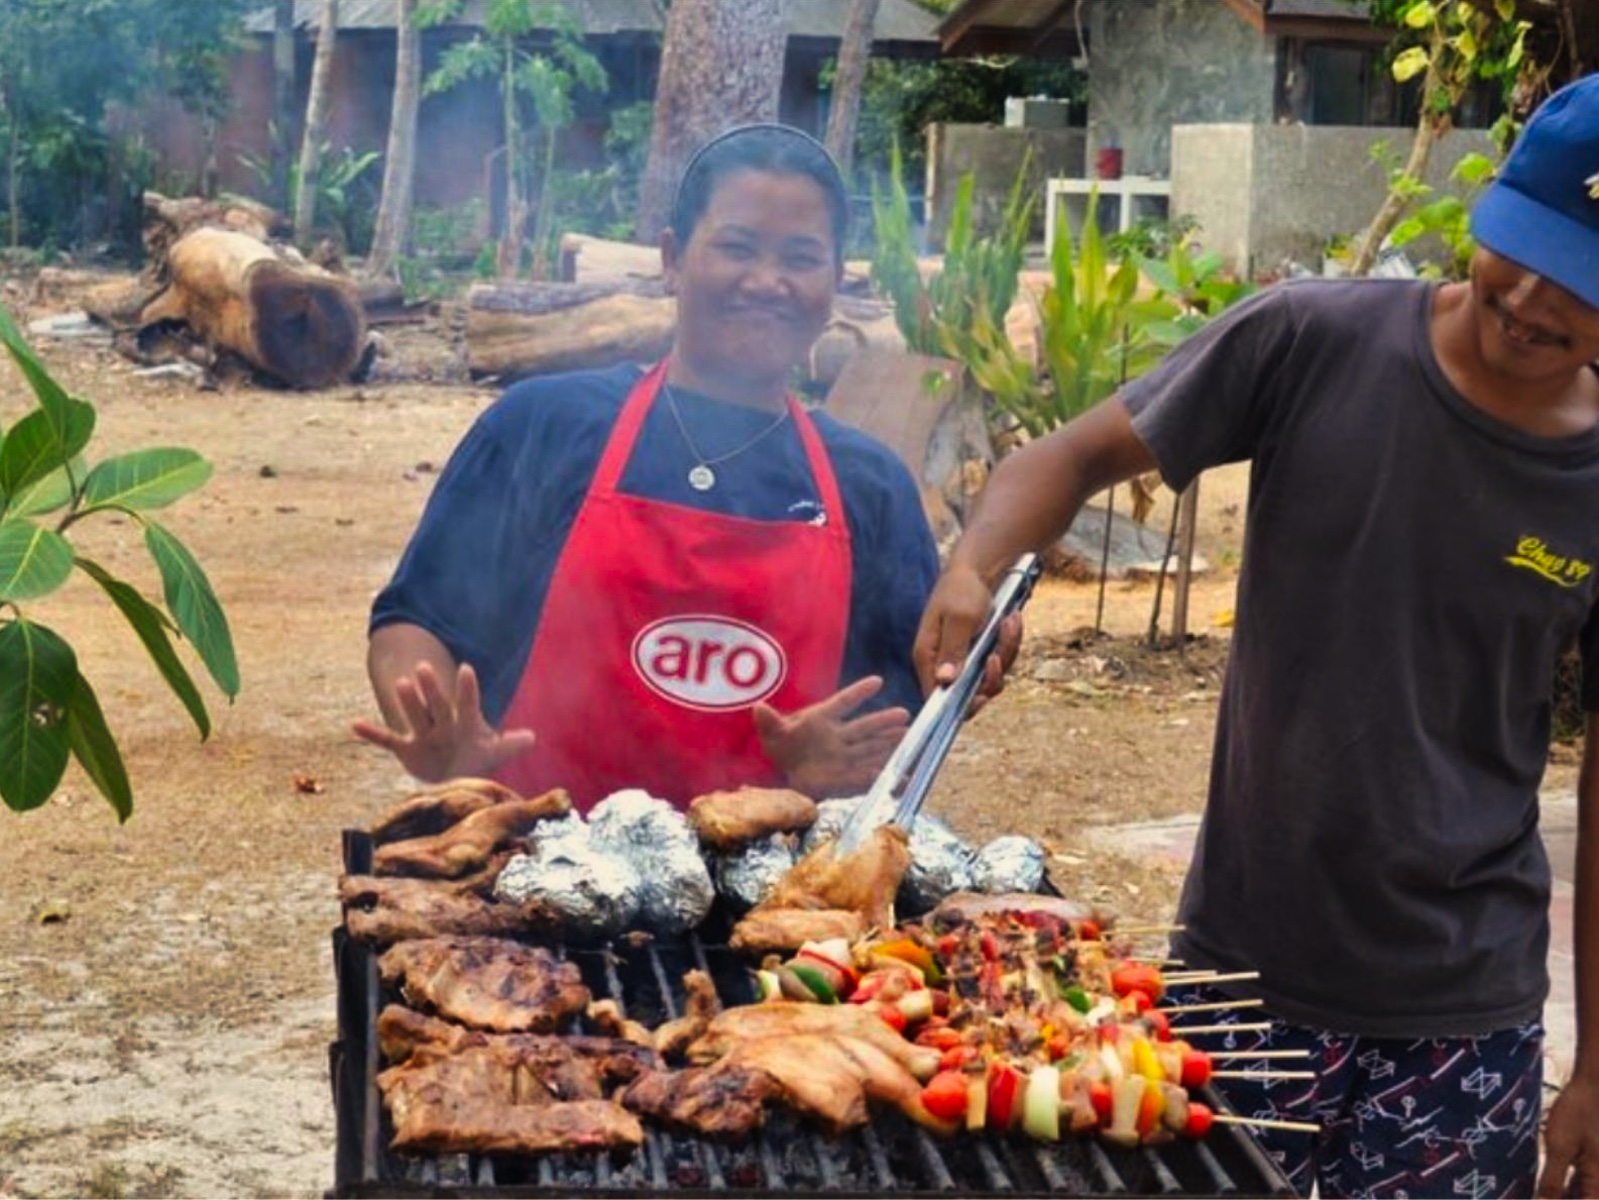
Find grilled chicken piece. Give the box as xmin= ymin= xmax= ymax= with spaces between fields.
xmin=619 ymin=1059 xmax=782 ymax=1139
xmin=714 ymin=1033 xmax=955 ymax=1136
xmin=378 ymin=936 xmax=590 ymax=1032
xmin=367 ymin=777 xmax=522 ymax=845
xmin=340 ymin=875 xmax=558 ymax=944
xmin=373 ymin=789 xmax=572 ymax=879
xmin=585 ymin=1000 xmax=654 ymax=1049
xmin=756 ymin=824 xmax=910 ymax=930
xmin=686 ymin=786 xmax=818 ymax=851
xmin=378 ymin=1042 xmax=646 ymax=1155
xmin=728 ymin=908 xmax=866 ymax=957
xmin=685 ymin=1001 xmax=941 ymax=1081
xmin=653 ymin=969 xmax=721 ymax=1060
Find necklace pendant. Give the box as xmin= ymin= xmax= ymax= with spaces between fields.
xmin=688 ymin=463 xmax=716 ymax=491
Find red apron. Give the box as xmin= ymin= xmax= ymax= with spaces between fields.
xmin=493 ymin=361 xmax=853 ymax=811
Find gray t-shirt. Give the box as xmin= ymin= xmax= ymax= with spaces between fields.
xmin=1124 ymin=277 xmax=1599 ymax=1037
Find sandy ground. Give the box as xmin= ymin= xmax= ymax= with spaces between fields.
xmin=0 ymin=275 xmax=1570 ymax=1198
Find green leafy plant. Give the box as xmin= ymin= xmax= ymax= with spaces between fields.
xmin=423 ymin=0 xmax=607 ymax=279
xmin=870 ymin=139 xmax=1034 ymax=357
xmin=1384 ymin=149 xmax=1497 ymax=278
xmin=1135 ymin=241 xmax=1257 ymax=346
xmin=1351 ymin=0 xmax=1541 ymax=275
xmin=0 ymin=305 xmax=238 ymax=819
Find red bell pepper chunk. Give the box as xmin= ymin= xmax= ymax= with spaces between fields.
xmin=1110 ymin=962 xmax=1165 ymax=1004
xmin=922 ymin=1070 xmax=970 ymax=1122
xmin=1076 ymin=918 xmax=1102 ymax=941
xmin=1144 ymin=1009 xmax=1171 ymax=1042
xmin=1088 ymin=1080 xmax=1114 ymax=1126
xmin=987 ymin=1062 xmax=1024 ymax=1130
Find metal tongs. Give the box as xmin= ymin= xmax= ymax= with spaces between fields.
xmin=833 ymin=553 xmax=1042 ymax=855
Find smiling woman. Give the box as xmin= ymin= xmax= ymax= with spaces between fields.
xmin=352 ymin=125 xmax=940 ymax=812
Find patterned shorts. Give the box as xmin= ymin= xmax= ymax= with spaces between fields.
xmin=1168 ymin=984 xmax=1544 ymax=1200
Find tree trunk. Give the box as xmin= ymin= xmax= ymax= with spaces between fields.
xmin=366 ymin=0 xmax=419 ymax=280
xmin=497 ymin=38 xmax=523 ymax=279
xmin=1350 ymin=113 xmax=1439 ymax=276
xmin=633 ymin=0 xmax=788 ymax=245
xmin=464 ymin=282 xmax=676 ymax=382
xmin=271 ymin=0 xmax=297 ymax=211
xmin=139 ymin=227 xmax=366 ymax=389
xmin=294 ymin=0 xmax=339 ymax=244
xmin=824 ymin=0 xmax=880 ymax=182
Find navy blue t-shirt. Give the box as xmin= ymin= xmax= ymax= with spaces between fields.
xmin=371 ymin=363 xmax=939 ymax=724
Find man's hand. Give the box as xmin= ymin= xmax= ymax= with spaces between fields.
xmin=1539 ymin=1072 xmax=1599 ymax=1196
xmin=913 ymin=564 xmax=1023 ymax=715
xmin=352 ymin=661 xmax=536 ymax=782
xmin=752 ymin=676 xmax=908 ymax=799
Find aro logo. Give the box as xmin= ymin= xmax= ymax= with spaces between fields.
xmin=631 ymin=615 xmax=787 ymax=712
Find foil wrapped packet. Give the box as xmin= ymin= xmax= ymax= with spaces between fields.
xmin=493 ymin=836 xmax=643 ymax=942
xmin=589 ymin=789 xmax=714 ymax=935
xmin=973 ymin=834 xmax=1047 ymax=894
xmin=898 ymin=811 xmax=977 ymax=914
xmin=714 ymin=833 xmax=798 ymax=911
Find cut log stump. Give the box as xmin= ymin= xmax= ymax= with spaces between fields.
xmin=464 ymin=281 xmax=675 ymax=382
xmin=138 ymin=227 xmax=366 ymax=389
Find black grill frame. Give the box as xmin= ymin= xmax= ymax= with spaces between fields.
xmin=329 ymin=830 xmax=1295 ymax=1199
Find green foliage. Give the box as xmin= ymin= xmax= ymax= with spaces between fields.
xmin=870 ymin=140 xmax=1033 ymax=356
xmin=241 ymin=143 xmax=382 ymax=253
xmin=0 ymin=304 xmax=238 ymax=820
xmin=1134 ymin=242 xmax=1257 ymax=346
xmin=854 ymin=57 xmax=1085 ymax=188
xmin=424 ymin=0 xmax=608 ymax=278
xmin=1107 ymin=214 xmax=1201 ymax=262
xmin=1385 ymin=150 xmax=1497 ymax=277
xmin=0 ymin=0 xmax=254 ymax=251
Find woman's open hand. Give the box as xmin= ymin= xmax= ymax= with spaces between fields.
xmin=752 ymin=676 xmax=908 ymax=799
xmin=352 ymin=661 xmax=536 ymax=782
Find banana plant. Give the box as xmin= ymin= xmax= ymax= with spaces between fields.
xmin=0 ymin=304 xmax=238 ymax=819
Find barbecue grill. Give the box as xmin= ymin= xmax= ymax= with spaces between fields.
xmin=329 ymin=829 xmax=1296 ymax=1199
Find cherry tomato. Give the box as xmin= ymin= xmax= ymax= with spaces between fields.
xmin=1180 ymin=1049 xmax=1212 ymax=1088
xmin=1183 ymin=1101 xmax=1215 ymax=1138
xmin=1144 ymin=1009 xmax=1172 ymax=1042
xmin=1077 ymin=918 xmax=1102 ymax=941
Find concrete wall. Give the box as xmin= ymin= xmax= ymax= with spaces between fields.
xmin=1172 ymin=123 xmax=1497 ymax=275
xmin=924 ymin=123 xmax=1087 ymax=248
xmin=1087 ymin=0 xmax=1275 ymax=178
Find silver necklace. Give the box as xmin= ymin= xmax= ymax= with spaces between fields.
xmin=662 ymin=384 xmax=790 ymax=492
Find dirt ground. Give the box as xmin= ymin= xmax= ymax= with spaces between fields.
xmin=0 ymin=273 xmax=1572 ymax=1198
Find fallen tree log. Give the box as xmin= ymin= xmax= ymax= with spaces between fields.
xmin=139 ymin=226 xmax=366 ymax=388
xmin=465 ymin=282 xmax=675 ymax=381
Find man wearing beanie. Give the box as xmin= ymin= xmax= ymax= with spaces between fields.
xmin=916 ymin=74 xmax=1599 ymax=1197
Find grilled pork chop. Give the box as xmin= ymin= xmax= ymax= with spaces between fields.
xmin=373 ymin=789 xmax=571 ymax=879
xmin=378 ymin=1043 xmax=646 ymax=1155
xmin=378 ymin=936 xmax=590 ymax=1032
xmin=367 ymin=777 xmax=521 ymax=845
xmin=727 ymin=908 xmax=866 ymax=957
xmin=686 ymin=787 xmax=818 ymax=851
xmin=340 ymin=875 xmax=557 ymax=944
xmin=618 ymin=1059 xmax=782 ymax=1139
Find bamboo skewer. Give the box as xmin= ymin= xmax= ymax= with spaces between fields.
xmin=1171 ymin=1021 xmax=1275 ymax=1037
xmin=1162 ymin=998 xmax=1265 ymax=1015
xmin=1211 ymin=1113 xmax=1322 ymax=1134
xmin=1209 ymin=1049 xmax=1312 ymax=1060
xmin=1210 ymin=1069 xmax=1317 ymax=1080
xmin=1113 ymin=923 xmax=1186 ymax=936
xmin=1162 ymin=970 xmax=1262 ymax=985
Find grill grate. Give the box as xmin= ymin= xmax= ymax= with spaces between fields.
xmin=330 ymin=830 xmax=1295 ymax=1199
